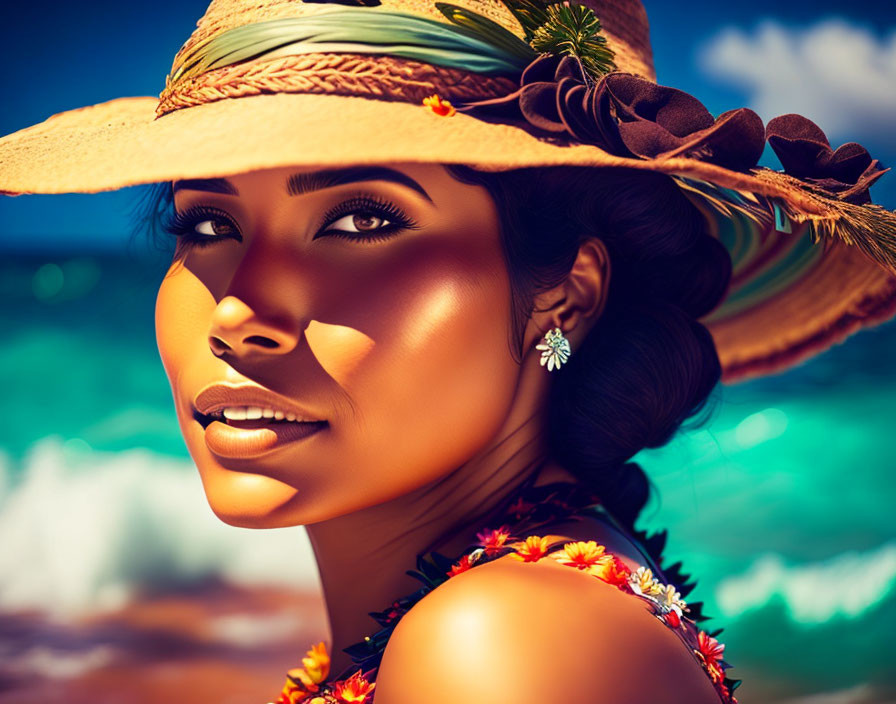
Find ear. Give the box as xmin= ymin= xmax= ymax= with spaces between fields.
xmin=525 ymin=237 xmax=611 ymax=352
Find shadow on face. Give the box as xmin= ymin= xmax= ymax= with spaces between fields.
xmin=154 ymin=162 xmax=527 ymax=528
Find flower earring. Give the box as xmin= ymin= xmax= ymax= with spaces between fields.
xmin=536 ymin=327 xmax=571 ymax=372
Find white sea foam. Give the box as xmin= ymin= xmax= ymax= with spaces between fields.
xmin=715 ymin=542 xmax=896 ymax=624
xmin=3 ymin=645 xmax=117 ymax=680
xmin=0 ymin=437 xmax=320 ymax=618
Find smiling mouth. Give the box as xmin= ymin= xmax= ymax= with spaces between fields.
xmin=193 ymin=410 xmax=328 ymax=431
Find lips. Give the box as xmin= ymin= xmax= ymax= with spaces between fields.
xmin=193 ymin=382 xmax=325 ymax=421
xmin=202 ymin=417 xmax=327 ymax=458
xmin=192 ymin=382 xmax=329 ymax=459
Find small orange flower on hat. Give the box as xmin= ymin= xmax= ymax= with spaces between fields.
xmin=422 ymin=93 xmax=456 ymax=117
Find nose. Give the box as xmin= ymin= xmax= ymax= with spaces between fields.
xmin=208 ymin=296 xmax=299 ymax=358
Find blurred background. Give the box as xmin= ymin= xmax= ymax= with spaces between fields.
xmin=1 ymin=1 xmax=894 ymax=702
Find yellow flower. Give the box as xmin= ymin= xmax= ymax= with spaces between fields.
xmin=509 ymin=535 xmax=550 ymax=562
xmin=287 ymin=641 xmax=330 ymax=690
xmin=422 ymin=93 xmax=456 ymax=117
xmin=550 ymin=540 xmax=615 ymax=576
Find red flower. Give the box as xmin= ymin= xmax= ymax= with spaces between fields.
xmin=448 ymin=553 xmax=475 ymax=577
xmin=663 ymin=610 xmax=681 ymax=628
xmin=332 ymin=669 xmax=376 ymax=703
xmin=476 ymin=525 xmax=513 ymax=556
xmin=695 ymin=630 xmax=726 ymax=683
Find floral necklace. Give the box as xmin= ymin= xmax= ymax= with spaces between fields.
xmin=268 ymin=477 xmax=742 ymax=704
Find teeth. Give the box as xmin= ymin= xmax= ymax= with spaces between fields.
xmin=223 ymin=407 xmax=247 ymax=421
xmin=215 ymin=406 xmax=322 ymax=422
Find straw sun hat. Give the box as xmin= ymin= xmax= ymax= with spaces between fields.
xmin=2 ymin=0 xmax=895 ymax=383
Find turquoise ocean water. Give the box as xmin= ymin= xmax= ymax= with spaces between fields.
xmin=1 ymin=251 xmax=894 ymax=702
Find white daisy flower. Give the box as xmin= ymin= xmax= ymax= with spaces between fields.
xmin=536 ymin=327 xmax=571 ymax=371
xmin=657 ymin=583 xmax=688 ymax=615
xmin=629 ymin=565 xmax=663 ymax=597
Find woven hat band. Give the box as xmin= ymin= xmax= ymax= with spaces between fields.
xmin=156 ymin=51 xmax=519 ymax=117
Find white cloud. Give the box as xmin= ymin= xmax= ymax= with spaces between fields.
xmin=697 ymin=19 xmax=896 ymax=141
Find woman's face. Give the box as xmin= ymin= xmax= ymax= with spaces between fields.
xmin=155 ymin=162 xmax=525 ymax=528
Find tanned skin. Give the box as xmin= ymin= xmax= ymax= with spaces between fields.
xmin=155 ymin=162 xmax=611 ymax=678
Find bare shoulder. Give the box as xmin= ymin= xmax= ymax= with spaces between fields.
xmin=373 ymin=553 xmax=722 ymax=704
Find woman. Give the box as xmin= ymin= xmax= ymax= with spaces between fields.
xmin=2 ymin=0 xmax=894 ymax=702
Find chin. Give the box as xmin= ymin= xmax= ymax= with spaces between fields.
xmin=200 ymin=468 xmax=305 ymax=529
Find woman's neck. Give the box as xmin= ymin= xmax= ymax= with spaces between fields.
xmin=302 ymin=423 xmax=577 ymax=679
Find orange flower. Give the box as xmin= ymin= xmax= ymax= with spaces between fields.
xmin=550 ymin=540 xmax=614 ymax=576
xmin=333 ymin=670 xmax=376 ymax=703
xmin=287 ymin=641 xmax=330 ymax=691
xmin=476 ymin=526 xmax=513 ymax=556
xmin=422 ymin=93 xmax=456 ymax=116
xmin=590 ymin=554 xmax=632 ymax=588
xmin=448 ymin=553 xmax=475 ymax=577
xmin=275 ymin=677 xmax=312 ymax=704
xmin=509 ymin=535 xmax=550 ymax=562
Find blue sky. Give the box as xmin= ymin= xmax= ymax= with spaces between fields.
xmin=1 ymin=0 xmax=894 ymax=252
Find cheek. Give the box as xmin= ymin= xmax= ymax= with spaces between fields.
xmin=311 ymin=239 xmax=518 ymax=477
xmin=155 ymin=262 xmax=213 ymax=386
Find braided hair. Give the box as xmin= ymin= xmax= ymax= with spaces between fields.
xmin=443 ymin=164 xmax=731 ymax=533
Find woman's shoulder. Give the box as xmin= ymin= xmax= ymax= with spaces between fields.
xmin=373 ymin=530 xmax=735 ymax=704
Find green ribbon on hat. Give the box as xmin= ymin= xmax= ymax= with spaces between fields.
xmin=166 ymin=5 xmax=538 ymax=88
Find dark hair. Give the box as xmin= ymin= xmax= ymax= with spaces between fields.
xmin=134 ymin=165 xmax=730 ymax=534
xmin=442 ymin=164 xmax=730 ymax=533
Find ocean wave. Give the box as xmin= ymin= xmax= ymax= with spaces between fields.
xmin=0 ymin=436 xmax=319 ymax=617
xmin=715 ymin=542 xmax=896 ymax=623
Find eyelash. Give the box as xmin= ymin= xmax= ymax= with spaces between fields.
xmin=162 ymin=194 xmax=420 ymax=249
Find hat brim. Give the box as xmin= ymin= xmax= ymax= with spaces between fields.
xmin=2 ymin=92 xmax=895 ymax=383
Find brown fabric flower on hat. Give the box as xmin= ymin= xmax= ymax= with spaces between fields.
xmin=454 ymin=53 xmax=766 ymax=173
xmin=765 ymin=114 xmax=888 ymax=205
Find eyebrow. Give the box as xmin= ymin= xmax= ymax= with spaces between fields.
xmin=171 ymin=166 xmax=433 ymax=203
xmin=172 ymin=177 xmax=237 ymax=196
xmin=288 ymin=166 xmax=434 ymax=203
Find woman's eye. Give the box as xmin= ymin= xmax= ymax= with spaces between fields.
xmin=324 ymin=212 xmax=391 ymax=235
xmin=316 ymin=195 xmax=419 ymax=242
xmin=163 ymin=206 xmax=240 ymax=249
xmin=194 ymin=218 xmax=236 ymax=237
